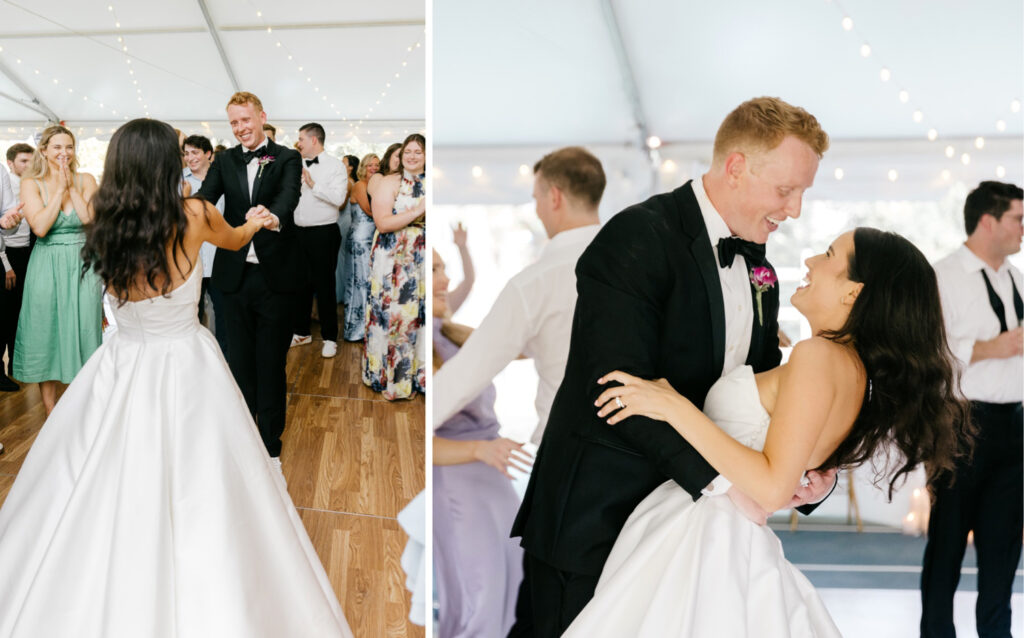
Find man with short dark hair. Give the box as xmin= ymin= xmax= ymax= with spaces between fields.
xmin=290 ymin=123 xmax=347 ymax=358
xmin=433 ymin=146 xmax=605 ymax=445
xmin=922 ymin=180 xmax=1024 ymax=638
xmin=182 ymin=134 xmax=228 ymax=354
xmin=0 ymin=143 xmax=32 ymax=393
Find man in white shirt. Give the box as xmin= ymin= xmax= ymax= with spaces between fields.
xmin=290 ymin=123 xmax=348 ymax=358
xmin=0 ymin=148 xmax=29 ymax=393
xmin=433 ymin=146 xmax=604 ymax=445
xmin=182 ymin=134 xmax=228 ymax=354
xmin=922 ymin=181 xmax=1024 ymax=638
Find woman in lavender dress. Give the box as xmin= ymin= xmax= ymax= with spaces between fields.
xmin=431 ymin=249 xmax=532 ymax=638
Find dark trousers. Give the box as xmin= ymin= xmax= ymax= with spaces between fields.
xmin=506 ymin=553 xmax=599 ymax=638
xmin=921 ymin=401 xmax=1023 ymax=638
xmin=201 ymin=277 xmax=229 ymax=356
xmin=1 ymin=246 xmax=31 ymax=375
xmin=294 ymin=224 xmax=341 ymax=342
xmin=221 ymin=264 xmax=293 ymax=458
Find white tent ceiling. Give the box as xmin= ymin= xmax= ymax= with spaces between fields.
xmin=434 ymin=0 xmax=1023 ymax=205
xmin=0 ymin=0 xmax=425 ymax=144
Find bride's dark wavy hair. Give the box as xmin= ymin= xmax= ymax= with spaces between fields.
xmin=83 ymin=119 xmax=192 ymax=303
xmin=817 ymin=227 xmax=972 ymax=498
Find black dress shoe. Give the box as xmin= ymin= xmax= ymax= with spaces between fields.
xmin=0 ymin=375 xmax=19 ymax=392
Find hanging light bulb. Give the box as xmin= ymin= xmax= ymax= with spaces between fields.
xmin=879 ymin=67 xmax=891 ymax=82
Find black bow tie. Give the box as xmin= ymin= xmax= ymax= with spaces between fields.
xmin=242 ymin=148 xmax=269 ymax=164
xmin=717 ymin=236 xmax=766 ymax=268
xmin=305 ymin=157 xmax=319 ymax=167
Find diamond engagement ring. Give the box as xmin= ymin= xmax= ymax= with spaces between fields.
xmin=615 ymin=397 xmax=625 ymax=410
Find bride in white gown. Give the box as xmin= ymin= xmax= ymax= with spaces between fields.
xmin=564 ymin=228 xmax=970 ymax=637
xmin=0 ymin=119 xmax=353 ymax=638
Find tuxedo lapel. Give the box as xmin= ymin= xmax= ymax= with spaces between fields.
xmin=745 ymin=260 xmax=778 ymax=365
xmin=676 ymin=182 xmax=726 ymax=376
xmin=233 ymin=148 xmax=251 ymax=208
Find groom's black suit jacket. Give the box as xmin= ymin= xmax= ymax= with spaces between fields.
xmin=197 ymin=140 xmax=302 ymax=293
xmin=511 ymin=180 xmax=785 ymax=577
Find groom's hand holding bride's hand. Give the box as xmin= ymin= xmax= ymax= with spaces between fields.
xmin=473 ymin=438 xmax=534 ymax=479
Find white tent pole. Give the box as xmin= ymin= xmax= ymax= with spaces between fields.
xmin=195 ymin=0 xmax=240 ymax=92
xmin=0 ymin=89 xmax=52 ymax=120
xmin=0 ymin=20 xmax=425 ymax=40
xmin=0 ymin=58 xmax=58 ymax=122
xmin=599 ymin=0 xmax=656 ymax=196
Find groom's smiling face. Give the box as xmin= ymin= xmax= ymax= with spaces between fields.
xmin=227 ymin=102 xmax=267 ymax=151
xmin=730 ymin=136 xmax=819 ymax=244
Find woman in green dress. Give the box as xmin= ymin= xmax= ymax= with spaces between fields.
xmin=14 ymin=125 xmax=102 ymax=414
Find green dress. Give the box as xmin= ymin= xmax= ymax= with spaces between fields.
xmin=12 ymin=178 xmax=102 ymax=383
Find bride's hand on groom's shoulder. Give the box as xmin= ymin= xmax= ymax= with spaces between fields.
xmin=595 ymin=371 xmax=688 ymax=426
xmin=473 ymin=438 xmax=533 ymax=479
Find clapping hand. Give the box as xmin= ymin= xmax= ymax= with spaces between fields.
xmin=0 ymin=204 xmax=23 ymax=230
xmin=473 ymin=437 xmax=533 ymax=479
xmin=596 ymin=371 xmax=686 ymax=425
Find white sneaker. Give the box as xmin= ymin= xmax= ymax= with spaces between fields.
xmin=269 ymin=456 xmax=286 ymax=486
xmin=290 ymin=334 xmax=312 ymax=348
xmin=321 ymin=340 xmax=338 ymax=358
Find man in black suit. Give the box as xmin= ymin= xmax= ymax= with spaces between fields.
xmin=198 ymin=91 xmax=302 ymax=471
xmin=508 ymin=97 xmax=835 ymax=637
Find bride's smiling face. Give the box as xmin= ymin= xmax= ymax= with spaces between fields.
xmin=791 ymin=231 xmax=863 ymax=330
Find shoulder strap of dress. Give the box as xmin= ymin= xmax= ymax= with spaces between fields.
xmin=34 ymin=178 xmax=48 ymax=205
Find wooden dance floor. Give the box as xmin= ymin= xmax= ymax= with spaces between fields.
xmin=0 ymin=315 xmax=426 ymax=637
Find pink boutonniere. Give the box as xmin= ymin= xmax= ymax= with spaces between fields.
xmin=749 ymin=266 xmax=777 ymax=326
xmin=257 ymin=155 xmax=275 ymax=179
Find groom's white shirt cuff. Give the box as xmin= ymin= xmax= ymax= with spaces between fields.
xmin=702 ymin=475 xmax=732 ymax=496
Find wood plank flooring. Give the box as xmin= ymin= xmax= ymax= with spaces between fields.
xmin=0 ymin=314 xmax=425 ymax=637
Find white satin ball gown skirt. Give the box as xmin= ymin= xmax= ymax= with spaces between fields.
xmin=0 ymin=264 xmax=353 ymax=638
xmin=563 ymin=366 xmax=842 ymax=637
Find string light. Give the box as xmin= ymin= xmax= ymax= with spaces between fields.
xmin=108 ymin=3 xmax=149 ymax=118
xmin=828 ymin=0 xmax=1016 ymax=168
xmin=0 ymin=45 xmax=124 ymax=121
xmin=834 ymin=168 xmax=844 ymax=180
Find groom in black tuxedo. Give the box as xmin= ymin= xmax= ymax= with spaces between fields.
xmin=508 ymin=97 xmax=834 ymax=637
xmin=198 ymin=91 xmax=302 ymax=464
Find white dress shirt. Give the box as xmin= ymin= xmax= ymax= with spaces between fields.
xmin=934 ymin=244 xmax=1023 ymax=403
xmin=4 ymin=172 xmax=31 ymax=249
xmin=243 ymin=139 xmax=280 ymax=264
xmin=692 ymin=176 xmax=757 ymax=496
xmin=433 ymin=224 xmax=601 ymax=445
xmin=296 ymin=152 xmax=347 ymax=227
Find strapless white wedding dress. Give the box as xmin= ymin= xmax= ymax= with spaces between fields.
xmin=564 ymin=365 xmax=841 ymax=637
xmin=0 ymin=263 xmax=353 ymax=638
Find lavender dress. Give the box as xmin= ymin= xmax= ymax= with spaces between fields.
xmin=433 ymin=323 xmax=523 ymax=638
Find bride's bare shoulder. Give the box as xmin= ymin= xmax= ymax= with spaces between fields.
xmin=786 ymin=337 xmax=864 ymax=388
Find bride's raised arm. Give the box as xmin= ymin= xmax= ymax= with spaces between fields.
xmin=598 ymin=337 xmax=854 ymax=512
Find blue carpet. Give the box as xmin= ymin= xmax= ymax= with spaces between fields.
xmin=775 ymin=527 xmax=1024 ymax=591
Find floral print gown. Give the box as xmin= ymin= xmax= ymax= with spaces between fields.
xmin=362 ymin=171 xmax=425 ymax=400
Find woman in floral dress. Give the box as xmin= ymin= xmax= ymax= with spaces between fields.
xmin=362 ymin=134 xmax=426 ymax=400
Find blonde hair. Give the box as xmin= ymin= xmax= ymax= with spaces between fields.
xmin=225 ymin=91 xmax=264 ymax=113
xmin=712 ymin=97 xmax=829 ymax=166
xmin=357 ymin=153 xmax=380 ymax=182
xmin=24 ymin=125 xmax=78 ymax=180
